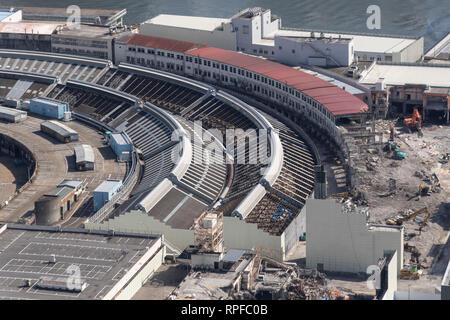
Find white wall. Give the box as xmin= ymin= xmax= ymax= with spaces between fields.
xmin=85 ymin=210 xmax=195 ymax=252
xmin=261 ymin=10 xmax=280 ymax=38
xmin=274 ymin=36 xmax=353 ymax=67
xmin=305 ymin=199 xmax=404 ymax=274
xmin=140 ymin=22 xmax=236 ymax=51
xmin=0 ymin=10 xmax=22 ymax=22
xmin=223 ymin=216 xmax=284 ymax=260
xmin=380 ymin=250 xmax=398 ymax=300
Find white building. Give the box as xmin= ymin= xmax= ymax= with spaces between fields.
xmin=140 ymin=14 xmax=236 ymax=51
xmin=140 ymin=8 xmax=424 ymax=67
xmin=305 ymin=199 xmax=404 ymax=274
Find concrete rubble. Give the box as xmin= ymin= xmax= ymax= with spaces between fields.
xmin=345 ymin=120 xmax=450 ymax=277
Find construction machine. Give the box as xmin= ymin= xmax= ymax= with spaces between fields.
xmin=400 ymin=268 xmax=420 ymax=280
xmin=403 ymin=108 xmax=422 ymax=131
xmin=386 ymin=207 xmax=431 ymax=230
xmin=384 ymin=141 xmax=407 ymax=160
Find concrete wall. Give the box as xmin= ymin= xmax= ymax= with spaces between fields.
xmin=394 ymin=37 xmax=424 ymax=63
xmin=305 ymin=199 xmax=403 ymax=274
xmin=103 ymin=237 xmax=164 ymax=300
xmin=274 ymin=36 xmax=353 ymax=67
xmin=380 ymin=250 xmax=398 ymax=300
xmin=441 ymin=261 xmax=450 ymax=300
xmin=282 ymin=204 xmax=306 ymax=255
xmin=223 ymin=216 xmax=283 ymax=260
xmin=114 ymin=245 xmax=165 ymax=300
xmin=394 ymin=291 xmax=440 ymax=300
xmin=140 ymin=23 xmax=236 ymax=51
xmin=85 ymin=210 xmax=195 ymax=252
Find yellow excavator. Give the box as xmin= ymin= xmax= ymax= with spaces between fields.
xmin=386 ymin=207 xmax=431 ymax=232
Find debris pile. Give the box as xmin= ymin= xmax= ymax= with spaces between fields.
xmin=344 ymin=120 xmax=450 ymax=276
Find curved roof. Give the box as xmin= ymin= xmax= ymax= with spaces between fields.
xmin=186 ymin=46 xmax=368 ymax=115
xmin=74 ymin=144 xmax=95 ymax=164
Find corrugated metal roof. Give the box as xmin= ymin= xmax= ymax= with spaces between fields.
xmin=124 ymin=34 xmax=206 ymax=53
xmin=186 ymin=46 xmax=368 ymax=115
xmin=45 ymin=120 xmax=77 ymax=135
xmin=46 ymin=186 xmax=73 ymax=200
xmin=74 ymin=144 xmax=94 ymax=164
xmin=0 ymin=106 xmax=26 ymax=117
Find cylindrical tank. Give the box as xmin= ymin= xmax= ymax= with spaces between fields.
xmin=34 ymin=196 xmax=60 ymax=225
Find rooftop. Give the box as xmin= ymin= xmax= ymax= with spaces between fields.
xmin=298 ymin=68 xmax=366 ymax=95
xmin=0 ymin=22 xmax=60 ymax=35
xmin=41 ymin=121 xmax=77 ymax=138
xmin=32 ymin=97 xmax=67 ymax=107
xmin=0 ymin=224 xmax=160 ymax=300
xmin=143 ymin=14 xmax=230 ymax=32
xmin=3 ymin=7 xmax=126 ymax=26
xmin=121 ymin=33 xmax=205 ymax=53
xmin=272 ymin=29 xmax=419 ymax=54
xmin=186 ymin=46 xmax=368 ymax=115
xmin=359 ymin=62 xmax=450 ymax=88
xmin=57 ymin=179 xmax=82 ymax=190
xmin=111 ymin=132 xmax=129 ymax=146
xmin=94 ymin=179 xmax=122 ymax=193
xmin=425 ymin=32 xmax=450 ymax=60
xmin=0 ymin=106 xmax=27 ymax=116
xmin=74 ymin=144 xmax=95 ymax=164
xmin=45 ymin=186 xmax=73 ymax=200
xmin=55 ymin=24 xmax=132 ymax=39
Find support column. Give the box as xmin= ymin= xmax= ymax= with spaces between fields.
xmin=422 ymin=95 xmax=427 ymax=122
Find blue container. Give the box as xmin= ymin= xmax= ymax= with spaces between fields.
xmin=29 ymin=97 xmax=68 ymax=120
xmin=110 ymin=133 xmax=132 ymax=158
xmin=93 ymin=179 xmax=122 ymax=212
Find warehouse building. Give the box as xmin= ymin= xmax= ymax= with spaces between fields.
xmin=109 ymin=132 xmax=132 ymax=161
xmin=0 ymin=106 xmax=27 ymax=123
xmin=0 ymin=224 xmax=165 ymax=300
xmin=140 ymin=8 xmax=424 ymax=67
xmin=30 ymin=97 xmax=69 ymax=120
xmin=40 ymin=120 xmax=78 ymax=143
xmin=73 ymin=144 xmax=95 ymax=171
xmin=93 ymin=179 xmax=123 ymax=212
xmin=34 ymin=186 xmax=77 ymax=225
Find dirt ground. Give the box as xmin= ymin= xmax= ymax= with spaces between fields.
xmin=352 ymin=121 xmax=450 ymax=275
xmin=0 ymin=155 xmax=28 ymax=204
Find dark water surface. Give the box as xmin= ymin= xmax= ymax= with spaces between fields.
xmin=2 ymin=0 xmax=449 ymax=50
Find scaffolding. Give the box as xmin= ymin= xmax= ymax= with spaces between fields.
xmin=194 ymin=209 xmax=224 ymax=253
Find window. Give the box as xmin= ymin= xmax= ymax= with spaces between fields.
xmin=292 ymin=49 xmax=295 ymax=54
xmin=279 ymin=46 xmax=282 ymax=50
xmin=243 ymin=25 xmax=249 ymax=34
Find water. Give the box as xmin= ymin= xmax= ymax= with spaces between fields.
xmin=1 ymin=0 xmax=449 ymax=50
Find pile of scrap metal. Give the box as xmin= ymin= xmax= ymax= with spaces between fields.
xmin=438 ymin=153 xmax=449 ymax=164
xmin=232 ymin=255 xmax=345 ymax=300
